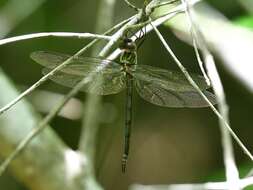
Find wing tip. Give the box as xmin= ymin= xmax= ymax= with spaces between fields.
xmin=187 ymin=90 xmax=217 ymax=108
xmin=204 ymin=90 xmax=217 ymax=106
xmin=30 ymin=50 xmax=47 ymax=62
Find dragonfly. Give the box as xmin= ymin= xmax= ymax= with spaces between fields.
xmin=31 ymin=37 xmax=216 ymax=173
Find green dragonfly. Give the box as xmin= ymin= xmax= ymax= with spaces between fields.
xmin=31 ymin=38 xmax=216 ymax=173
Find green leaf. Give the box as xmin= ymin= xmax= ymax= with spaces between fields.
xmin=234 ymin=16 xmax=253 ymax=29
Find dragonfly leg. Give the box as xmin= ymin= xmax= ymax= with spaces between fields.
xmin=122 ymin=73 xmax=133 ymax=173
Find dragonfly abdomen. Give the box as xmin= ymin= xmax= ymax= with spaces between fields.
xmin=122 ymin=73 xmax=134 ymax=173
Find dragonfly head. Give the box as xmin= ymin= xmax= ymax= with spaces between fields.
xmin=119 ymin=37 xmax=137 ymax=65
xmin=119 ymin=38 xmax=137 ymax=53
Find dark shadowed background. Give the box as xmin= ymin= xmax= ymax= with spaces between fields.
xmin=0 ymin=0 xmax=252 ymax=190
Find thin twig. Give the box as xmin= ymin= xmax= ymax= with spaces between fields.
xmin=0 ymin=35 xmax=119 ymax=176
xmin=99 ymin=15 xmax=140 ymax=56
xmin=150 ymin=22 xmax=253 ymax=161
xmin=130 ymin=176 xmax=253 ymax=190
xmin=0 ymin=71 xmax=92 ymax=176
xmin=79 ymin=0 xmax=157 ymax=174
xmin=0 ymin=16 xmax=136 ymax=175
xmin=152 ymin=0 xmax=180 ymax=9
xmin=0 ymin=32 xmax=112 ymax=46
xmin=78 ymin=0 xmax=116 ymax=189
xmin=0 ymin=16 xmax=134 ymax=116
xmin=99 ymin=0 xmax=171 ymax=56
xmin=107 ymin=0 xmax=201 ymax=60
xmin=124 ymin=0 xmax=139 ymax=11
xmin=181 ymin=1 xmax=240 ymax=189
xmin=0 ymin=43 xmax=102 ymax=116
xmin=206 ymin=54 xmax=241 ymax=190
xmin=153 ymin=7 xmax=184 ymax=19
xmin=180 ymin=0 xmax=210 ymax=85
xmin=0 ymin=0 xmax=204 ymax=177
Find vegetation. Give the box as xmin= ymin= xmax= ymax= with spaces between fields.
xmin=0 ymin=0 xmax=252 ymax=190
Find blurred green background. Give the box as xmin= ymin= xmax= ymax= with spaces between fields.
xmin=0 ymin=0 xmax=252 ymax=190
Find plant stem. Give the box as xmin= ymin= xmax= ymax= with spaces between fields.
xmin=78 ymin=0 xmax=117 ymax=188
xmin=0 ymin=15 xmax=137 ymax=176
xmin=151 ymin=21 xmax=253 ymax=161
xmin=0 ymin=17 xmax=134 ymax=116
xmin=130 ymin=176 xmax=253 ymax=190
xmin=0 ymin=32 xmax=111 ymax=46
xmin=179 ymin=0 xmax=240 ymax=188
xmin=124 ymin=0 xmax=139 ymax=11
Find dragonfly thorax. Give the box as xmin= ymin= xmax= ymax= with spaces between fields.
xmin=119 ymin=38 xmax=137 ymax=66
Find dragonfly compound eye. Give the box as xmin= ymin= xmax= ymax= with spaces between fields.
xmin=119 ymin=38 xmax=136 ymax=52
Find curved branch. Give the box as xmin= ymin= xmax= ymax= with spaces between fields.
xmin=0 ymin=32 xmax=112 ymax=46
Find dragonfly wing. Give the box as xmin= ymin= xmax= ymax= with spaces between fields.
xmin=134 ymin=79 xmax=216 ymax=108
xmin=31 ymin=51 xmax=126 ymax=95
xmin=31 ymin=51 xmax=122 ymax=74
xmin=31 ymin=51 xmax=70 ymax=68
xmin=43 ymin=68 xmax=126 ymax=95
xmin=129 ymin=65 xmax=209 ymax=92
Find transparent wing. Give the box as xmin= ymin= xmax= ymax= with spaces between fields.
xmin=30 ymin=51 xmax=122 ymax=75
xmin=135 ymin=80 xmax=216 ymax=108
xmin=42 ymin=68 xmax=126 ymax=95
xmin=31 ymin=51 xmax=125 ymax=95
xmin=129 ymin=64 xmax=209 ymax=92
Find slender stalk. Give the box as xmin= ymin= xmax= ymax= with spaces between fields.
xmin=151 ymin=22 xmax=253 ymax=161
xmin=0 ymin=69 xmax=75 ymax=190
xmin=0 ymin=32 xmax=112 ymax=46
xmin=180 ymin=0 xmax=210 ymax=85
xmin=101 ymin=0 xmax=189 ymax=59
xmin=0 ymin=74 xmax=92 ymax=176
xmin=78 ymin=0 xmax=117 ymax=189
xmin=206 ymin=54 xmax=240 ymax=190
xmin=181 ymin=1 xmax=240 ymax=189
xmin=99 ymin=16 xmax=140 ymax=56
xmin=107 ymin=0 xmax=201 ymax=60
xmin=78 ymin=0 xmax=116 ymax=157
xmin=130 ymin=176 xmax=253 ymax=190
xmin=124 ymin=0 xmax=139 ymax=11
xmin=0 ymin=46 xmax=117 ymax=176
xmin=0 ymin=0 xmax=205 ymax=179
xmin=78 ymin=0 xmax=174 ymax=175
xmin=0 ymin=15 xmax=137 ymax=176
xmin=152 ymin=0 xmax=180 ymax=9
xmin=0 ymin=16 xmax=134 ymax=116
xmin=0 ymin=37 xmax=109 ymax=116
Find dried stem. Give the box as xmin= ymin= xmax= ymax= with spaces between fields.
xmin=151 ymin=22 xmax=253 ymax=161
xmin=0 ymin=14 xmax=137 ymax=176
xmin=130 ymin=176 xmax=253 ymax=190
xmin=0 ymin=17 xmax=134 ymax=116
xmin=124 ymin=0 xmax=139 ymax=11
xmin=180 ymin=1 xmax=240 ymax=189
xmin=0 ymin=32 xmax=112 ymax=46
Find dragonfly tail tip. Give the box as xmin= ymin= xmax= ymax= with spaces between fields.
xmin=121 ymin=154 xmax=128 ymax=173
